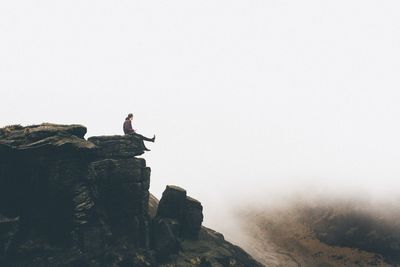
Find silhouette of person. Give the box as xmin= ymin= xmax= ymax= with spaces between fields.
xmin=123 ymin=114 xmax=155 ymax=150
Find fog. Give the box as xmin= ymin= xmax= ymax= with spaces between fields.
xmin=1 ymin=1 xmax=400 ymax=234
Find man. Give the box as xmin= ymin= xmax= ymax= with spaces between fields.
xmin=123 ymin=114 xmax=155 ymax=150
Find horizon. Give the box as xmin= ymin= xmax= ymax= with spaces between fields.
xmin=1 ymin=0 xmax=400 ymax=232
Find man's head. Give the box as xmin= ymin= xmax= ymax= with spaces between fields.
xmin=127 ymin=113 xmax=133 ymax=120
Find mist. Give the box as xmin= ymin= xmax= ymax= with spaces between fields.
xmin=1 ymin=0 xmax=400 ymax=241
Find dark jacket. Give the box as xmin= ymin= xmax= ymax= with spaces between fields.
xmin=123 ymin=119 xmax=135 ymax=134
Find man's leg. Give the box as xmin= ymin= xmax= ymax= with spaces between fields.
xmin=134 ymin=133 xmax=155 ymax=142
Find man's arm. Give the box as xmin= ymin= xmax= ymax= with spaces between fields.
xmin=123 ymin=120 xmax=135 ymax=134
xmin=129 ymin=121 xmax=136 ymax=133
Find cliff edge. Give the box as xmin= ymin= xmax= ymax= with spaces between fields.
xmin=0 ymin=123 xmax=263 ymax=267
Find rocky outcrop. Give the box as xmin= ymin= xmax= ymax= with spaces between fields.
xmin=88 ymin=135 xmax=147 ymax=158
xmin=151 ymin=189 xmax=265 ymax=267
xmin=0 ymin=123 xmax=264 ymax=267
xmin=156 ymin=186 xmax=203 ymax=239
xmin=0 ymin=124 xmax=151 ymax=266
xmin=151 ymin=186 xmax=203 ymax=261
xmin=0 ymin=124 xmax=95 ymax=155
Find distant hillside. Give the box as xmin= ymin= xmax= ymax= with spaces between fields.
xmin=238 ymin=197 xmax=400 ymax=267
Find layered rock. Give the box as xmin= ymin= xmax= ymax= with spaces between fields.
xmin=0 ymin=123 xmax=95 ymax=155
xmin=0 ymin=123 xmax=264 ymax=267
xmin=152 ymin=185 xmax=203 ymax=260
xmin=88 ymin=135 xmax=146 ymax=158
xmin=156 ymin=186 xmax=203 ymax=240
xmin=0 ymin=123 xmax=152 ymax=266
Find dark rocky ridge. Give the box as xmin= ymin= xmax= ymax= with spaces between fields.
xmin=0 ymin=123 xmax=263 ymax=267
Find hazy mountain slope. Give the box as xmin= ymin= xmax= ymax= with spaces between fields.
xmin=237 ymin=198 xmax=400 ymax=267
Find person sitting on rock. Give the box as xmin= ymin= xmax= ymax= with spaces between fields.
xmin=123 ymin=113 xmax=155 ymax=150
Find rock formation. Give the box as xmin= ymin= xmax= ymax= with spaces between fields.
xmin=0 ymin=123 xmax=263 ymax=267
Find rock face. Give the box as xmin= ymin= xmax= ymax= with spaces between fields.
xmin=0 ymin=124 xmax=151 ymax=266
xmin=88 ymin=135 xmax=147 ymax=158
xmin=0 ymin=123 xmax=264 ymax=267
xmin=151 ymin=186 xmax=203 ymax=261
xmin=157 ymin=186 xmax=203 ymax=239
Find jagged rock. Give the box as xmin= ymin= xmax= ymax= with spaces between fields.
xmin=0 ymin=124 xmax=153 ymax=266
xmin=0 ymin=123 xmax=264 ymax=267
xmin=157 ymin=185 xmax=188 ymax=221
xmin=151 ymin=186 xmax=203 ymax=261
xmin=0 ymin=123 xmax=86 ymax=140
xmin=156 ymin=185 xmax=203 ymax=239
xmin=0 ymin=123 xmax=95 ymax=155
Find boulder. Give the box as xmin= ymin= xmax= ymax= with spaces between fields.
xmin=156 ymin=185 xmax=188 ymax=221
xmin=155 ymin=185 xmax=204 ymax=242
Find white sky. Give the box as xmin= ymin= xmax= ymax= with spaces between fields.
xmin=1 ymin=1 xmax=400 ymax=228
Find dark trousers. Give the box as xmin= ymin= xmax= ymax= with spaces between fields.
xmin=130 ymin=132 xmax=153 ymax=142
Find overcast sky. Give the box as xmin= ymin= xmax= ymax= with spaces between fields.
xmin=1 ymin=1 xmax=400 ymax=228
